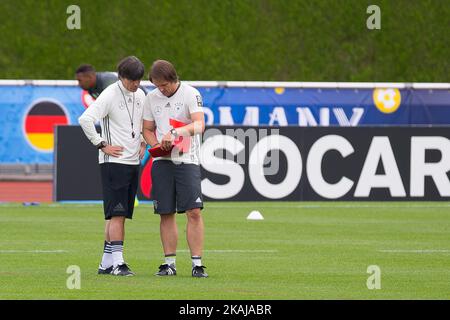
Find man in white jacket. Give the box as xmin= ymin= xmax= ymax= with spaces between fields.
xmin=78 ymin=56 xmax=147 ymax=276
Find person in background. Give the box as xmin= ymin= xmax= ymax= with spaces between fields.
xmin=75 ymin=64 xmax=118 ymax=99
xmin=76 ymin=64 xmax=147 ymax=99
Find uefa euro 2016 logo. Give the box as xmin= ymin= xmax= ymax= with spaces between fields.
xmin=373 ymin=88 xmax=402 ymax=114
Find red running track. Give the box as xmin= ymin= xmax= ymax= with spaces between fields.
xmin=0 ymin=181 xmax=52 ymax=203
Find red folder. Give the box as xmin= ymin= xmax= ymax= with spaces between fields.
xmin=148 ymin=118 xmax=190 ymax=157
xmin=148 ymin=144 xmax=174 ymax=157
xmin=169 ymin=118 xmax=191 ymax=153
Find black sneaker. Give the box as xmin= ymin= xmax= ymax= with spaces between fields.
xmin=155 ymin=263 xmax=176 ymax=276
xmin=192 ymin=265 xmax=208 ymax=278
xmin=97 ymin=264 xmax=113 ymax=275
xmin=111 ymin=263 xmax=134 ymax=276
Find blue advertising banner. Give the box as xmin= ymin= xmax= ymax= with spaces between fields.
xmin=0 ymin=82 xmax=449 ymax=164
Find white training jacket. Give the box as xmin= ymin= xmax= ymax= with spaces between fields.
xmin=78 ymin=80 xmax=146 ymax=165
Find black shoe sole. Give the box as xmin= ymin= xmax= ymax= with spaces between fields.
xmin=154 ymin=273 xmax=177 ymax=276
xmin=111 ymin=273 xmax=134 ymax=276
xmin=192 ymin=274 xmax=208 ymax=278
xmin=98 ymin=269 xmax=113 ymax=275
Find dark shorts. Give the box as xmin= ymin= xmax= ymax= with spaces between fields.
xmin=151 ymin=160 xmax=203 ymax=214
xmin=100 ymin=163 xmax=140 ymax=220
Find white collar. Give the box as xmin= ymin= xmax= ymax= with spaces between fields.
xmin=117 ymin=80 xmax=133 ymax=95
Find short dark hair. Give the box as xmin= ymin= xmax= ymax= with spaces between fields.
xmin=117 ymin=56 xmax=145 ymax=81
xmin=149 ymin=60 xmax=178 ymax=83
xmin=76 ymin=64 xmax=95 ymax=74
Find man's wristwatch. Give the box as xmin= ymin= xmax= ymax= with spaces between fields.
xmin=170 ymin=128 xmax=179 ymax=138
xmin=96 ymin=141 xmax=107 ymax=149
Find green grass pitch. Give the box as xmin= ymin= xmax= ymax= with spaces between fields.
xmin=0 ymin=202 xmax=449 ymax=299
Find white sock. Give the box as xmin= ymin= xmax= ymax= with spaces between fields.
xmin=111 ymin=241 xmax=124 ymax=267
xmin=101 ymin=241 xmax=113 ymax=268
xmin=165 ymin=254 xmax=176 ymax=266
xmin=191 ymin=256 xmax=202 ymax=267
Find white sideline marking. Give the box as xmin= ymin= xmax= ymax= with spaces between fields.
xmin=0 ymin=250 xmax=68 ymax=254
xmin=379 ymin=249 xmax=450 ymax=253
xmin=205 ymin=204 xmax=450 ymax=209
xmin=177 ymin=249 xmax=278 ymax=253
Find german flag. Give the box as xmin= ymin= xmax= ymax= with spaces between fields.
xmin=24 ymin=101 xmax=68 ymax=152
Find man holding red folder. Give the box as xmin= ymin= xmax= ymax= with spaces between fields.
xmin=143 ymin=60 xmax=208 ymax=278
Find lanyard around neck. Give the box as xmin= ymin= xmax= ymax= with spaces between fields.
xmin=117 ymin=83 xmax=136 ymax=138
